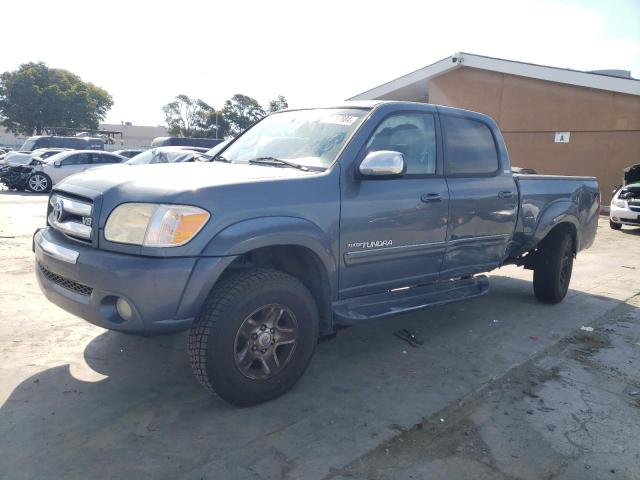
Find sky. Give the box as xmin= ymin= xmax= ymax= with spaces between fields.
xmin=1 ymin=0 xmax=638 ymax=126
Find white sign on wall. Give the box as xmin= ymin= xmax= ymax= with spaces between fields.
xmin=554 ymin=132 xmax=571 ymax=143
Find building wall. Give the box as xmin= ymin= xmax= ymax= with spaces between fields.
xmin=99 ymin=124 xmax=168 ymax=149
xmin=428 ymin=68 xmax=640 ymax=202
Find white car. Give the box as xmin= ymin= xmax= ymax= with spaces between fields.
xmin=4 ymin=148 xmax=71 ymax=166
xmin=26 ymin=150 xmax=126 ymax=193
xmin=125 ymin=146 xmax=207 ymax=165
xmin=609 ymin=182 xmax=640 ymax=230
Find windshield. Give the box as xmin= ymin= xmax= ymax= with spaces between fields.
xmin=126 ymin=149 xmax=196 ymax=165
xmin=205 ymin=139 xmax=232 ymax=159
xmin=221 ymin=108 xmax=368 ymax=169
xmin=19 ymin=138 xmax=37 ymax=152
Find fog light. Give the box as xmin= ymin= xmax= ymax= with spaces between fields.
xmin=116 ymin=298 xmax=133 ymax=321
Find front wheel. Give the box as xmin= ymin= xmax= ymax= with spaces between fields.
xmin=609 ymin=220 xmax=622 ymax=230
xmin=188 ymin=268 xmax=319 ymax=406
xmin=27 ymin=173 xmax=52 ymax=193
xmin=533 ymin=229 xmax=574 ymax=304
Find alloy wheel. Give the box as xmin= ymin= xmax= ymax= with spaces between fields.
xmin=233 ymin=303 xmax=298 ymax=380
xmin=28 ymin=174 xmax=48 ymax=192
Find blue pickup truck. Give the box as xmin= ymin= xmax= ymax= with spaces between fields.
xmin=33 ymin=101 xmax=599 ymax=405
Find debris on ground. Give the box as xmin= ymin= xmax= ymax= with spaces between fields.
xmin=580 ymin=326 xmax=594 ymax=332
xmin=394 ymin=329 xmax=424 ymax=348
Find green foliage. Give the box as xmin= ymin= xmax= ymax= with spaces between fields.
xmin=162 ymin=94 xmax=289 ymax=139
xmin=162 ymin=94 xmax=217 ymax=138
xmin=222 ymin=94 xmax=266 ymax=137
xmin=0 ymin=62 xmax=113 ymax=136
xmin=267 ymin=95 xmax=288 ymax=113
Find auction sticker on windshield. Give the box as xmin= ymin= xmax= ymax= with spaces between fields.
xmin=321 ymin=113 xmax=360 ymax=125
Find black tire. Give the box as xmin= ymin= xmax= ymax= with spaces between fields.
xmin=533 ymin=229 xmax=574 ymax=304
xmin=609 ymin=220 xmax=622 ymax=230
xmin=26 ymin=173 xmax=52 ymax=193
xmin=188 ymin=268 xmax=319 ymax=406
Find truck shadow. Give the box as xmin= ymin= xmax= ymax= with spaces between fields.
xmin=0 ymin=275 xmax=636 ymax=478
xmin=0 ymin=188 xmax=47 ymax=197
xmin=619 ymin=226 xmax=640 ymax=236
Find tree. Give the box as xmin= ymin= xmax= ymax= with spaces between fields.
xmin=267 ymin=95 xmax=288 ymax=113
xmin=204 ymin=109 xmax=231 ymax=139
xmin=0 ymin=62 xmax=112 ymax=136
xmin=222 ymin=94 xmax=266 ymax=136
xmin=162 ymin=94 xmax=217 ymax=138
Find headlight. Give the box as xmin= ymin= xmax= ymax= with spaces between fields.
xmin=611 ymin=198 xmax=626 ymax=208
xmin=105 ymin=203 xmax=210 ymax=247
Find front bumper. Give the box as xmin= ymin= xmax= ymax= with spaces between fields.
xmin=34 ymin=227 xmax=232 ymax=335
xmin=610 ymin=204 xmax=640 ymax=226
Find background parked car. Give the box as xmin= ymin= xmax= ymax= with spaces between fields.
xmin=113 ymin=148 xmax=147 ymax=159
xmin=125 ymin=146 xmax=208 ymax=165
xmin=3 ymin=148 xmax=72 ymax=167
xmin=609 ymin=162 xmax=640 ymax=230
xmin=17 ymin=135 xmax=105 ymax=152
xmin=22 ymin=150 xmax=126 ymax=193
xmin=150 ymin=136 xmax=223 ymax=149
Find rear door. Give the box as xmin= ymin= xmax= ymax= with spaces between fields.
xmin=440 ymin=113 xmax=518 ymax=278
xmin=339 ymin=110 xmax=449 ymax=298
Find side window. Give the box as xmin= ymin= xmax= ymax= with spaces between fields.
xmin=91 ymin=153 xmax=120 ymax=164
xmin=365 ymin=113 xmax=437 ymax=175
xmin=443 ymin=116 xmax=499 ymax=175
xmin=61 ymin=153 xmax=90 ymax=166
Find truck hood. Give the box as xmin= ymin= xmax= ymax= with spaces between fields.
xmin=55 ymin=161 xmax=315 ymax=199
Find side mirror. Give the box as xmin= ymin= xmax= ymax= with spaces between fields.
xmin=358 ymin=150 xmax=406 ymax=178
xmin=54 ymin=160 xmax=61 ymax=168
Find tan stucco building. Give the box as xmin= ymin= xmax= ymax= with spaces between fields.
xmin=349 ymin=53 xmax=640 ymax=203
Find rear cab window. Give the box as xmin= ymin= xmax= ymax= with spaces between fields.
xmin=442 ymin=116 xmax=499 ymax=175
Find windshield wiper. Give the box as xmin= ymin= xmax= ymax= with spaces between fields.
xmin=213 ymin=155 xmax=231 ymax=163
xmin=248 ymin=157 xmax=309 ymax=171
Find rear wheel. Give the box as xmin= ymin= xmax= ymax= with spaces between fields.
xmin=609 ymin=220 xmax=622 ymax=230
xmin=188 ymin=268 xmax=319 ymax=406
xmin=533 ymin=229 xmax=574 ymax=304
xmin=27 ymin=173 xmax=51 ymax=193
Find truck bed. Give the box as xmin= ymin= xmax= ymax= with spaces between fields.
xmin=510 ymin=174 xmax=600 ymax=258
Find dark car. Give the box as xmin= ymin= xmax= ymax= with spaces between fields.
xmin=18 ymin=136 xmax=104 ymax=152
xmin=150 ymin=137 xmax=224 ymax=149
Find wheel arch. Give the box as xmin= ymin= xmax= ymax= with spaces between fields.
xmin=180 ymin=217 xmax=338 ymax=336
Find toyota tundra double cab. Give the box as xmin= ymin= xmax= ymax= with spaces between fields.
xmin=33 ymin=101 xmax=599 ymax=406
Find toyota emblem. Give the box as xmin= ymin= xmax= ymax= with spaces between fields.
xmin=53 ymin=200 xmax=64 ymax=222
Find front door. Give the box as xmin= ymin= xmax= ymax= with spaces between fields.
xmin=440 ymin=114 xmax=518 ymax=278
xmin=339 ymin=111 xmax=449 ymax=298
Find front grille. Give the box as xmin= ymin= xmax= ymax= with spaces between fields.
xmin=38 ymin=262 xmax=93 ymax=296
xmin=48 ymin=193 xmax=94 ymax=242
xmin=629 ymin=206 xmax=640 ymax=212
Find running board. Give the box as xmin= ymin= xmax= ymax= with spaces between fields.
xmin=332 ymin=275 xmax=489 ymax=323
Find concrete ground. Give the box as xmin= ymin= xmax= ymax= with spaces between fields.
xmin=0 ymin=189 xmax=639 ymax=480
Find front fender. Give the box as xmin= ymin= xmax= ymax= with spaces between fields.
xmin=203 ymin=216 xmax=337 ymax=274
xmin=175 ymin=217 xmax=337 ymax=321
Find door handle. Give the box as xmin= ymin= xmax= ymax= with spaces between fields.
xmin=498 ymin=190 xmax=514 ymax=199
xmin=421 ymin=193 xmax=442 ymax=203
